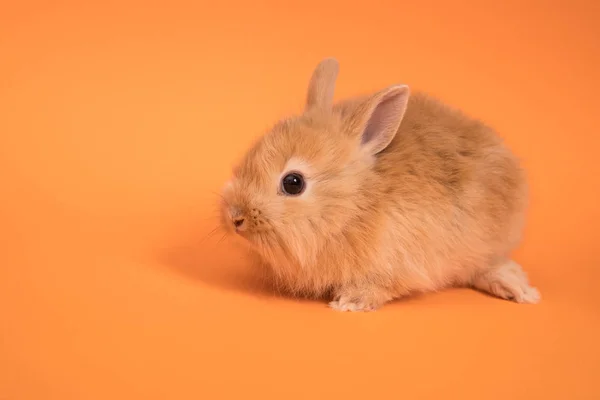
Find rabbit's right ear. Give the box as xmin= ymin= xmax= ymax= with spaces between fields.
xmin=305 ymin=58 xmax=339 ymax=112
xmin=345 ymin=84 xmax=410 ymax=156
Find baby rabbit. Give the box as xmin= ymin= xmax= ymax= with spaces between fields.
xmin=219 ymin=58 xmax=540 ymax=311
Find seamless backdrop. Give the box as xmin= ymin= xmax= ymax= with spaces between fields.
xmin=1 ymin=1 xmax=599 ymax=399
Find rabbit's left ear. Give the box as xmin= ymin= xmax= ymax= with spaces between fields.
xmin=305 ymin=58 xmax=340 ymax=112
xmin=346 ymin=85 xmax=410 ymax=155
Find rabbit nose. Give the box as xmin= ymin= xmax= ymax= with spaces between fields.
xmin=232 ymin=216 xmax=246 ymax=231
xmin=228 ymin=206 xmax=247 ymax=232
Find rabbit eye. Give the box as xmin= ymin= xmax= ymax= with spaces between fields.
xmin=281 ymin=172 xmax=305 ymax=196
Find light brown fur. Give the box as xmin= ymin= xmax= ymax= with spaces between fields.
xmin=219 ymin=58 xmax=540 ymax=311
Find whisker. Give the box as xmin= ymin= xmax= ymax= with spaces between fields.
xmin=199 ymin=226 xmax=222 ymax=244
xmin=210 ymin=190 xmax=230 ymax=207
xmin=216 ymin=233 xmax=229 ymax=246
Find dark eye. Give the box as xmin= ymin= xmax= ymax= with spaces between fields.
xmin=281 ymin=172 xmax=305 ymax=196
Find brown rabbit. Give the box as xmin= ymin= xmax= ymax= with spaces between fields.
xmin=219 ymin=58 xmax=540 ymax=311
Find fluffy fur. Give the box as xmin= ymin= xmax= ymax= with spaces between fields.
xmin=219 ymin=58 xmax=540 ymax=311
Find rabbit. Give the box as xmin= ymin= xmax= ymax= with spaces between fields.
xmin=218 ymin=58 xmax=540 ymax=311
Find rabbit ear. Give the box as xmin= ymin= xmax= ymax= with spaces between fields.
xmin=305 ymin=58 xmax=340 ymax=112
xmin=346 ymin=85 xmax=410 ymax=155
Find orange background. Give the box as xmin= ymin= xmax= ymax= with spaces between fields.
xmin=1 ymin=1 xmax=599 ymax=399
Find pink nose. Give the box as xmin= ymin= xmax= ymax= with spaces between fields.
xmin=233 ymin=217 xmax=245 ymax=229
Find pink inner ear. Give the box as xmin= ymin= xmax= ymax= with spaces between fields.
xmin=361 ymin=92 xmax=406 ymax=146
